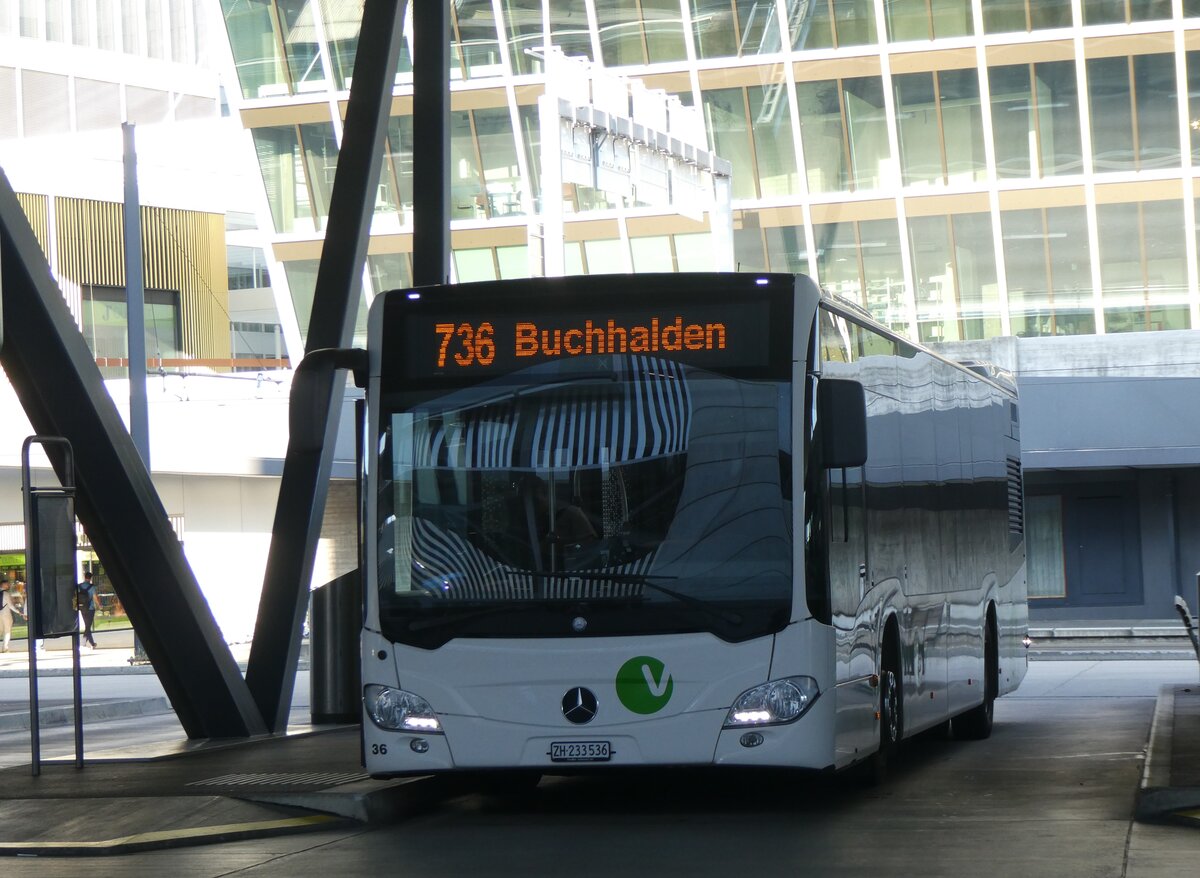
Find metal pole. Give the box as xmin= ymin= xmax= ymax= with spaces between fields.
xmin=72 ymin=629 xmax=83 ymax=768
xmin=412 ymin=0 xmax=449 ymax=285
xmin=123 ymin=122 xmax=150 ymax=665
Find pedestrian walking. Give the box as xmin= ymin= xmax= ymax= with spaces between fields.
xmin=0 ymin=576 xmax=27 ymax=652
xmin=76 ymin=571 xmax=99 ymax=649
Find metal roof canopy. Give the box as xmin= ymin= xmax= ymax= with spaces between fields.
xmin=0 ymin=172 xmax=266 ymax=738
xmin=246 ymin=0 xmax=414 ymax=732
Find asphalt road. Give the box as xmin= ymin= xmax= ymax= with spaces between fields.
xmin=1 ymin=659 xmax=1198 ymax=876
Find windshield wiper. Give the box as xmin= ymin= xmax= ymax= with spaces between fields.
xmin=528 ymin=571 xmax=743 ymax=627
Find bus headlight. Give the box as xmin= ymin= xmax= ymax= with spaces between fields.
xmin=364 ymin=684 xmax=443 ymax=733
xmin=723 ymin=677 xmax=820 ymax=728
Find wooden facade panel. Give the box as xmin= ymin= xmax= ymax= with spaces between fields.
xmin=48 ymin=197 xmax=230 ymax=363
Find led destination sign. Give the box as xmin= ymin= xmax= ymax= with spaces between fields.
xmin=407 ymin=303 xmax=770 ymax=378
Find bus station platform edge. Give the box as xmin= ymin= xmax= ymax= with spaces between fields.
xmin=1137 ymin=684 xmax=1200 ymax=826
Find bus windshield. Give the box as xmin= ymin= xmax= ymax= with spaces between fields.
xmin=376 ymin=353 xmax=793 ymax=647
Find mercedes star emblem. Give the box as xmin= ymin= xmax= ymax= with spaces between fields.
xmin=562 ymin=687 xmax=598 ymax=724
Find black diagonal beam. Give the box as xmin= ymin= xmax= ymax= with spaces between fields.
xmin=246 ymin=0 xmax=408 ymax=732
xmin=0 ymin=171 xmax=266 ymax=738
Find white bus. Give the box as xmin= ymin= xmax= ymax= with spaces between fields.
xmin=360 ymin=273 xmax=1027 ymax=778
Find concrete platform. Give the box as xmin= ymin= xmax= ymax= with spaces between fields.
xmin=0 ymin=726 xmax=434 ymax=856
xmin=1138 ymin=684 xmax=1200 ymax=825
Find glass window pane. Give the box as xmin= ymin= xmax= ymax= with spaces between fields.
xmin=734 ymin=224 xmax=767 ymax=270
xmin=1143 ymin=200 xmax=1188 ymax=312
xmin=321 ymin=0 xmax=362 ymax=89
xmin=276 ymin=0 xmax=326 ymax=93
xmin=145 ymin=0 xmax=165 ymax=58
xmin=764 ymin=225 xmax=808 ymax=273
xmin=497 ymin=245 xmax=529 ymax=279
xmin=796 ymin=79 xmax=847 ymax=194
xmin=840 ymin=0 xmax=879 ymax=45
xmin=1002 ymin=208 xmax=1096 ymax=337
xmin=1034 ymin=61 xmax=1083 ymax=176
xmin=1030 ymin=0 xmax=1071 ymax=28
xmin=1132 ymin=0 xmax=1175 ymax=17
xmin=550 ymin=0 xmax=592 ymax=61
xmin=1134 ymin=54 xmax=1180 ymax=170
xmin=734 ymin=0 xmax=784 ymax=55
xmin=284 ymin=259 xmax=319 ymax=342
xmin=253 ymin=126 xmax=313 ymax=234
xmin=1044 ymin=206 xmax=1096 ymax=334
xmin=475 ymin=107 xmax=524 ymax=218
xmin=1096 ymin=201 xmax=1188 ymax=332
xmin=45 ymin=0 xmax=64 ymax=41
xmin=220 ymin=0 xmax=287 ymax=99
xmin=368 ymin=254 xmax=412 ymax=294
xmin=518 ymin=104 xmax=542 ymax=210
xmin=453 ymin=248 xmax=497 ymax=282
xmin=952 ymin=211 xmax=1001 ymax=340
xmin=702 ymin=87 xmax=757 ymax=199
xmin=1188 ymin=51 xmax=1200 ymax=164
xmin=71 ymin=0 xmax=91 ymax=46
xmin=597 ymin=1 xmax=646 ymax=66
xmin=931 ymin=0 xmax=971 ymax=38
xmin=386 ymin=114 xmax=414 ymax=218
xmin=630 ymin=236 xmax=675 ymax=272
xmin=692 ymin=0 xmax=737 ymax=59
xmin=454 ymin=0 xmax=503 ymax=79
xmin=1083 ymin=0 xmax=1125 ymax=24
xmin=583 ymin=238 xmax=624 ymax=271
xmin=501 ymin=0 xmax=542 ymax=75
xmin=675 ymin=232 xmax=716 ymax=272
xmin=983 ymin=1 xmax=1026 ymax=32
xmin=910 ymin=215 xmax=955 ymax=342
xmin=939 ymin=69 xmax=985 ymax=183
xmin=451 ymin=110 xmax=485 ymax=220
xmin=886 ymin=0 xmax=929 ymax=43
xmin=642 ymin=0 xmax=686 ymax=62
xmin=1088 ymin=56 xmax=1135 ymax=172
xmin=844 ymin=77 xmax=893 ymax=191
xmin=860 ymin=218 xmax=909 ymax=332
xmin=815 ymin=221 xmax=863 ymax=306
xmin=748 ymin=83 xmax=798 ymax=196
xmin=299 ymin=121 xmax=339 ymax=230
xmin=989 ymin=64 xmax=1033 ymax=178
xmin=895 ymin=72 xmax=942 ymax=187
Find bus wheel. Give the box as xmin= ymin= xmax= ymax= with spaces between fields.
xmin=866 ymin=665 xmax=902 ymax=784
xmin=953 ymin=620 xmax=997 ymax=740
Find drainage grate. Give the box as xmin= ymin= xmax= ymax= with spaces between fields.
xmin=188 ymin=771 xmax=369 ymax=788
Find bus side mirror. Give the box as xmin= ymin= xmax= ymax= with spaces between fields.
xmin=818 ymin=378 xmax=867 ymax=469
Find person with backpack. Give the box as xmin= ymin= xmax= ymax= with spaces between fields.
xmin=76 ymin=571 xmax=99 ymax=649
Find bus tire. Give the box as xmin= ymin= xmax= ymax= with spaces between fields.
xmin=867 ymin=633 xmax=903 ymax=783
xmin=953 ymin=616 xmax=997 ymax=740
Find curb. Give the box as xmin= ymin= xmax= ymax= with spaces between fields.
xmin=0 ymin=813 xmax=346 ymax=857
xmin=0 ymin=697 xmax=172 ymax=733
xmin=237 ymin=775 xmax=441 ymax=824
xmin=1136 ymin=684 xmax=1200 ymax=822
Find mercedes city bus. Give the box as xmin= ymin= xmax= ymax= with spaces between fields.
xmin=356 ymin=273 xmax=1027 ymax=778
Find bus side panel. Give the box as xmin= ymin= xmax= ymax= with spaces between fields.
xmin=998 ymin=397 xmax=1029 ymax=697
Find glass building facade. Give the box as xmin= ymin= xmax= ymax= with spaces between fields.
xmin=219 ymin=0 xmax=1200 ymax=351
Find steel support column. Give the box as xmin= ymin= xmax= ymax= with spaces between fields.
xmin=412 ymin=0 xmax=450 ymax=286
xmin=246 ymin=0 xmax=408 ymax=732
xmin=0 ymin=171 xmax=266 ymax=738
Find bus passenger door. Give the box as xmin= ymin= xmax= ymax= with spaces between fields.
xmin=829 ymin=462 xmax=877 ymax=761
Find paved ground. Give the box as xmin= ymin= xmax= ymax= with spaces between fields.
xmin=0 ymin=642 xmax=1197 ymax=874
